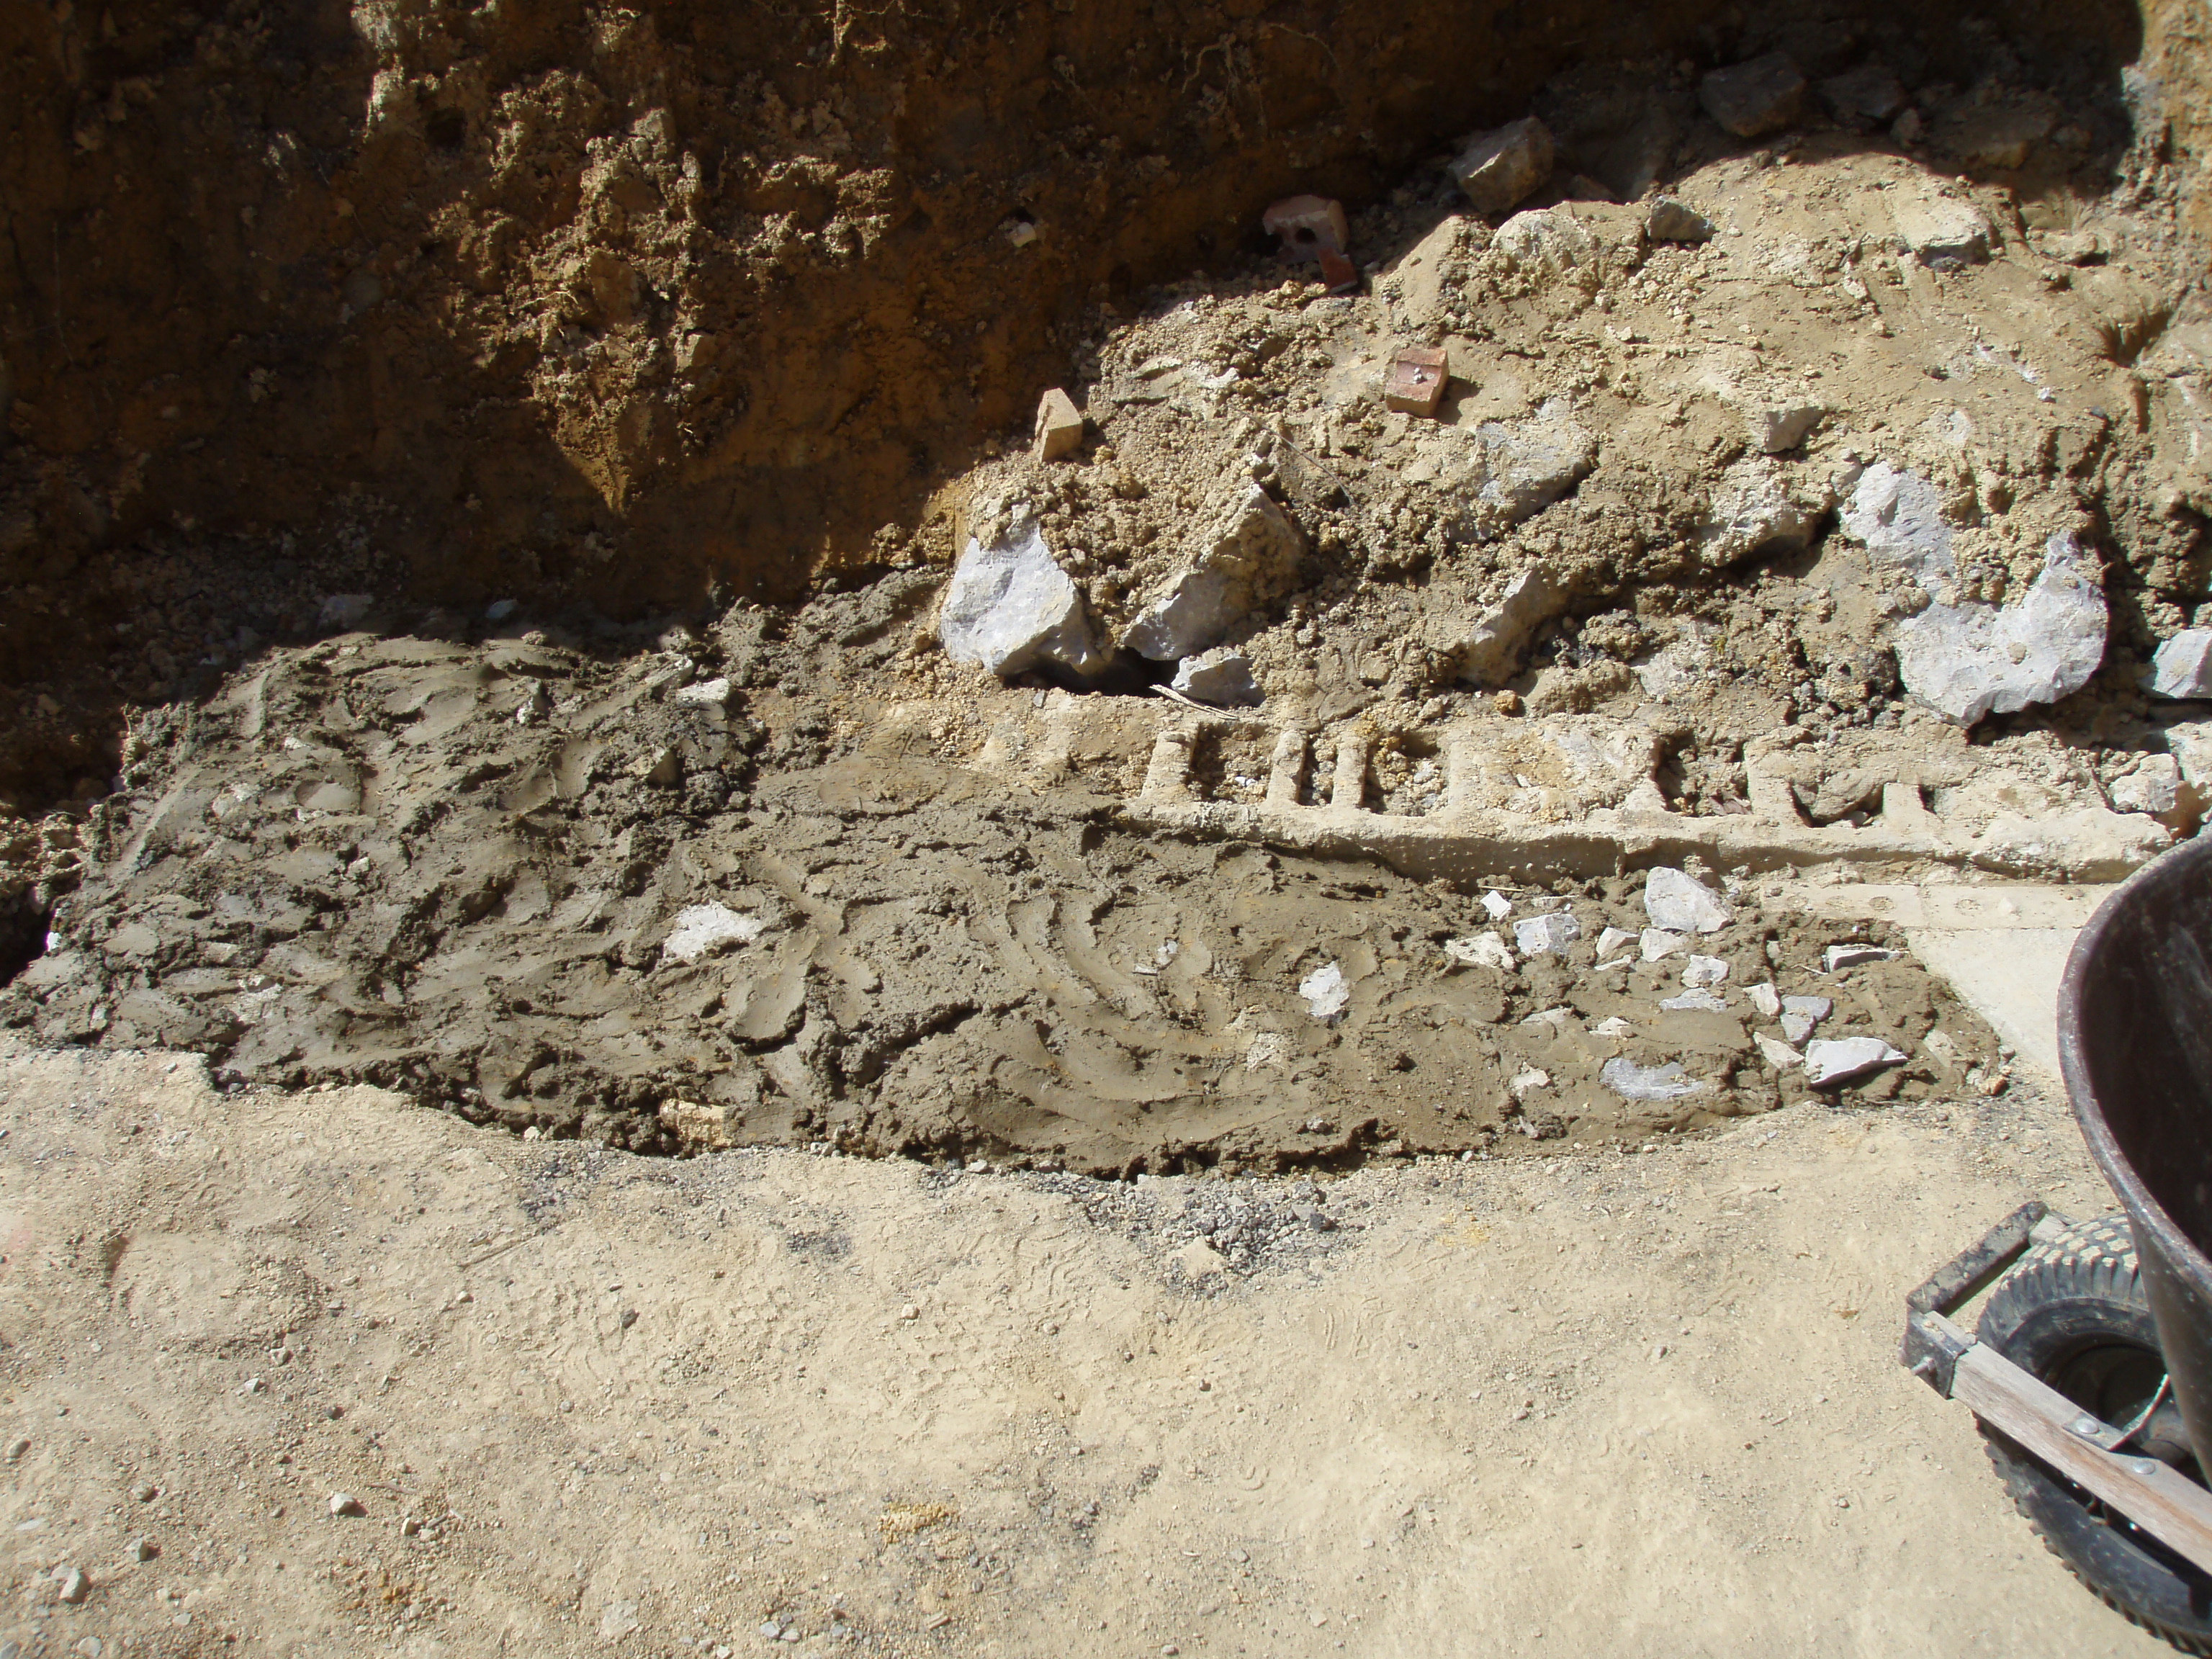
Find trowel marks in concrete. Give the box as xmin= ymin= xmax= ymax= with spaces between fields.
xmin=4 ymin=633 xmax=2000 ymax=1172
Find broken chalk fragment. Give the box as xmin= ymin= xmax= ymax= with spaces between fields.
xmin=1033 ymin=387 xmax=1085 ymax=462
xmin=1601 ymin=1058 xmax=1712 ymax=1102
xmin=1640 ymin=928 xmax=1689 ymax=962
xmin=1482 ymin=890 xmax=1514 ymax=922
xmin=1595 ymin=926 xmax=1637 ymax=961
xmin=1591 ymin=1015 xmax=1636 ymax=1039
xmin=1755 ymin=1032 xmax=1803 ymax=1070
xmin=1299 ymin=961 xmax=1350 ymax=1020
xmin=1682 ymin=955 xmax=1730 ymax=989
xmin=1644 ymin=867 xmax=1732 ymax=935
xmin=1804 ymin=1036 xmax=1907 ymax=1087
xmin=1514 ymin=912 xmax=1582 ymax=956
xmin=1444 ymin=932 xmax=1516 ymax=973
xmin=1822 ymin=945 xmax=1899 ymax=973
xmin=1746 ymin=983 xmax=1782 ymax=1019
xmin=1660 ymin=989 xmax=1729 ymax=1013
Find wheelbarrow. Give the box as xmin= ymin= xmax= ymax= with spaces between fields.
xmin=1903 ymin=833 xmax=2212 ymax=1650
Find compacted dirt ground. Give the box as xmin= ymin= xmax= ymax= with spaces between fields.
xmin=0 ymin=1037 xmax=2172 ymax=1657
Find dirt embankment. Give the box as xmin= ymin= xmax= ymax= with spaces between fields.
xmin=0 ymin=0 xmax=2165 ymax=813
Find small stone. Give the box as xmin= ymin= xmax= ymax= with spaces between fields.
xmin=1892 ymin=107 xmax=1925 ymax=145
xmin=760 ymin=1622 xmax=784 ymax=1642
xmin=1594 ymin=926 xmax=1637 ymax=961
xmin=1660 ymin=989 xmax=1728 ymax=1013
xmin=133 ymin=1538 xmax=158 ymax=1562
xmin=329 ymin=1493 xmax=366 ymax=1518
xmin=673 ymin=676 xmax=733 ymax=709
xmin=1640 ymin=928 xmax=1688 ymax=962
xmin=1644 ymin=868 xmax=1731 ymax=935
xmin=1700 ymin=53 xmax=1807 ymax=138
xmin=1823 ymin=945 xmax=1899 ymax=972
xmin=131 ymin=1483 xmax=157 ymax=1502
xmin=662 ymin=903 xmax=768 ymax=965
xmin=1818 ymin=62 xmax=1907 ymax=125
xmin=1444 ymin=932 xmax=1516 ymax=973
xmin=1262 ymin=194 xmax=1349 ymax=257
xmin=1783 ymin=994 xmax=1833 ymax=1022
xmin=899 ymin=1304 xmax=918 ymax=1321
xmin=1746 ymin=983 xmax=1781 ymax=1019
xmin=1744 ymin=400 xmax=1825 ymax=455
xmin=940 ymin=514 xmax=1110 ymax=681
xmin=1889 ymin=186 xmax=1992 ymax=270
xmin=1033 ymin=387 xmax=1085 ymax=462
xmin=400 ymin=1516 xmax=421 ymax=1537
xmin=1298 ymin=962 xmax=1351 ymax=1020
xmin=1645 ymin=197 xmax=1715 ymax=243
xmin=484 ymin=598 xmax=520 ymax=623
xmin=1591 ymin=1016 xmax=1636 ymax=1038
xmin=318 ymin=593 xmax=374 ymax=630
xmin=1755 ymin=1033 xmax=1802 ymax=1070
xmin=1682 ymin=955 xmax=1729 ymax=989
xmin=54 ymin=1566 xmax=88 ymax=1604
xmin=1601 ymin=1058 xmax=1712 ymax=1102
xmin=1513 ymin=912 xmax=1582 ymax=956
xmin=1804 ymin=1037 xmax=1907 ymax=1087
xmin=3 ymin=1438 xmax=27 ymax=1462
xmin=1384 ymin=346 xmax=1449 ymax=417
xmin=1449 ymin=117 xmax=1555 ymax=215
xmin=2149 ymin=631 xmax=2212 ymax=700
xmin=1509 ymin=1065 xmax=1552 ymax=1099
xmin=1482 ymin=890 xmax=1514 ymax=921
xmin=1695 ymin=456 xmax=1830 ymax=567
xmin=1781 ymin=1013 xmax=1817 ymax=1045
xmin=1171 ymin=647 xmax=1263 ymax=708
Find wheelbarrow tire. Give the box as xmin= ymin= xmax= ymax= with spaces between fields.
xmin=1978 ymin=1213 xmax=2212 ymax=1654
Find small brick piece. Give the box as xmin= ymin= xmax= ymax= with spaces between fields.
xmin=1262 ymin=194 xmax=1347 ymax=257
xmin=1384 ymin=346 xmax=1449 ymax=417
xmin=1033 ymin=387 xmax=1084 ymax=462
xmin=1318 ymin=248 xmax=1361 ymax=293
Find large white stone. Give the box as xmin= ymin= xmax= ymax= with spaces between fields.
xmin=1644 ymin=867 xmax=1732 ymax=935
xmin=1172 ymin=647 xmax=1263 ymax=707
xmin=1894 ymin=532 xmax=2107 ymax=727
xmin=1838 ymin=462 xmax=1954 ymax=583
xmin=1454 ymin=566 xmax=1566 ymax=687
xmin=1447 ymin=404 xmax=1597 ymax=542
xmin=1601 ymin=1058 xmax=1712 ymax=1101
xmin=2149 ymin=629 xmax=2212 ymax=698
xmin=940 ymin=516 xmax=1110 ymax=680
xmin=1125 ymin=486 xmax=1303 ymax=662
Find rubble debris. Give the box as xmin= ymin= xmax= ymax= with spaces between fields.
xmin=1824 ymin=945 xmax=1901 ymax=972
xmin=1747 ymin=984 xmax=1782 ymax=1019
xmin=1660 ymin=989 xmax=1728 ymax=1012
xmin=1448 ymin=405 xmax=1598 ymax=541
xmin=1644 ymin=868 xmax=1732 ymax=935
xmin=1125 ymin=486 xmax=1304 ymax=662
xmin=1890 ymin=186 xmax=1994 ymax=270
xmin=1645 ymin=197 xmax=1715 ymax=243
xmin=940 ymin=515 xmax=1111 ymax=680
xmin=1444 ymin=932 xmax=1516 ymax=972
xmin=2105 ymin=755 xmax=2197 ymax=831
xmin=1493 ymin=207 xmax=1604 ymax=282
xmin=1262 ymin=194 xmax=1349 ymax=258
xmin=1755 ymin=1032 xmax=1803 ymax=1069
xmin=673 ymin=676 xmax=733 ymax=709
xmin=1700 ymin=53 xmax=1807 ymax=139
xmin=1449 ymin=117 xmax=1555 ymax=216
xmin=1640 ymin=928 xmax=1689 ymax=961
xmin=1819 ymin=63 xmax=1908 ymax=126
xmin=1299 ymin=961 xmax=1351 ymax=1020
xmin=1781 ymin=994 xmax=1833 ymax=1045
xmin=330 ymin=1493 xmax=367 ymax=1517
xmin=1592 ymin=1016 xmax=1637 ymax=1038
xmin=1601 ymin=1058 xmax=1712 ymax=1102
xmin=1595 ymin=925 xmax=1637 ymax=961
xmin=1682 ymin=955 xmax=1729 ymax=989
xmin=1385 ymin=346 xmax=1449 ymax=417
xmin=1481 ymin=891 xmax=1514 ymax=922
xmin=662 ymin=904 xmax=768 ymax=965
xmin=1838 ymin=462 xmax=1955 ymax=583
xmin=1894 ymin=532 xmax=2107 ymax=726
xmin=1033 ymin=387 xmax=1086 ymax=462
xmin=1514 ymin=912 xmax=1582 ymax=956
xmin=2149 ymin=629 xmax=2212 ymax=698
xmin=1804 ymin=1036 xmax=1907 ymax=1087
xmin=1171 ymin=647 xmax=1263 ymax=707
xmin=1318 ymin=248 xmax=1362 ymax=293
xmin=1452 ymin=567 xmax=1568 ymax=688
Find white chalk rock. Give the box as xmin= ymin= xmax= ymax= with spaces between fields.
xmin=1482 ymin=890 xmax=1515 ymax=921
xmin=1172 ymin=647 xmax=1263 ymax=707
xmin=1601 ymin=1058 xmax=1712 ymax=1102
xmin=940 ymin=516 xmax=1110 ymax=680
xmin=1592 ymin=1015 xmax=1637 ymax=1038
xmin=1449 ymin=406 xmax=1598 ymax=541
xmin=1682 ymin=955 xmax=1730 ymax=989
xmin=662 ymin=904 xmax=768 ymax=964
xmin=1660 ymin=989 xmax=1729 ymax=1012
xmin=1804 ymin=1036 xmax=1907 ymax=1087
xmin=1640 ymin=927 xmax=1689 ymax=961
xmin=1454 ymin=566 xmax=1568 ymax=687
xmin=1444 ymin=932 xmax=1517 ymax=972
xmin=1514 ymin=912 xmax=1583 ymax=956
xmin=2149 ymin=629 xmax=2212 ymax=699
xmin=1595 ymin=925 xmax=1638 ymax=961
xmin=1745 ymin=982 xmax=1782 ymax=1019
xmin=1298 ymin=961 xmax=1350 ymax=1020
xmin=1838 ymin=462 xmax=1954 ymax=583
xmin=1125 ymin=486 xmax=1303 ymax=662
xmin=1894 ymin=531 xmax=2107 ymax=727
xmin=1696 ymin=457 xmax=1831 ymax=566
xmin=1755 ymin=1033 xmax=1802 ymax=1070
xmin=1644 ymin=868 xmax=1732 ymax=935
xmin=1823 ymin=945 xmax=1899 ymax=972
xmin=1493 ymin=207 xmax=1601 ymax=282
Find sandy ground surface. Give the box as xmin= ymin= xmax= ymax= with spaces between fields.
xmin=0 ymin=1024 xmax=2171 ymax=1658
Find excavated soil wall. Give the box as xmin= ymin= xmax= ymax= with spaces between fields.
xmin=0 ymin=0 xmax=2176 ymax=810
